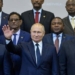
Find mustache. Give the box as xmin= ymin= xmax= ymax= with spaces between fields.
xmin=33 ymin=2 xmax=40 ymax=5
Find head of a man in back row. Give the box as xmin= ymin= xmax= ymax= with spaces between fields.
xmin=31 ymin=0 xmax=44 ymax=10
xmin=66 ymin=0 xmax=75 ymax=17
xmin=51 ymin=17 xmax=64 ymax=35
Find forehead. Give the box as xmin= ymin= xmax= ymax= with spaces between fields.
xmin=66 ymin=0 xmax=75 ymax=4
xmin=9 ymin=14 xmax=19 ymax=19
xmin=52 ymin=18 xmax=62 ymax=23
xmin=31 ymin=25 xmax=43 ymax=31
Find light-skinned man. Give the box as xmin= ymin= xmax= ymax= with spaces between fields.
xmin=2 ymin=23 xmax=59 ymax=75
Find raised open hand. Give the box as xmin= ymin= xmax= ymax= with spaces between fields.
xmin=2 ymin=25 xmax=14 ymax=39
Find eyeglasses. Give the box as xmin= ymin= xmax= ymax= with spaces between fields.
xmin=9 ymin=19 xmax=20 ymax=22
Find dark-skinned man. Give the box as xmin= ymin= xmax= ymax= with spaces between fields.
xmin=21 ymin=0 xmax=55 ymax=34
xmin=63 ymin=0 xmax=75 ymax=36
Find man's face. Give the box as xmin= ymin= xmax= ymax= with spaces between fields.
xmin=31 ymin=0 xmax=44 ymax=10
xmin=8 ymin=14 xmax=22 ymax=30
xmin=30 ymin=24 xmax=45 ymax=43
xmin=0 ymin=0 xmax=3 ymax=9
xmin=51 ymin=18 xmax=64 ymax=34
xmin=66 ymin=0 xmax=75 ymax=15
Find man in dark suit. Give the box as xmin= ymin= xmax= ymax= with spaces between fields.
xmin=21 ymin=0 xmax=55 ymax=34
xmin=1 ymin=12 xmax=31 ymax=75
xmin=63 ymin=0 xmax=75 ymax=36
xmin=59 ymin=38 xmax=75 ymax=75
xmin=2 ymin=23 xmax=59 ymax=75
xmin=0 ymin=0 xmax=8 ymax=35
xmin=43 ymin=17 xmax=74 ymax=54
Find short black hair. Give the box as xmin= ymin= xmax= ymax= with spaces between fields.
xmin=8 ymin=12 xmax=22 ymax=20
xmin=51 ymin=17 xmax=64 ymax=26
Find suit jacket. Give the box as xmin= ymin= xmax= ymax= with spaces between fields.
xmin=59 ymin=39 xmax=75 ymax=75
xmin=21 ymin=9 xmax=55 ymax=34
xmin=0 ymin=44 xmax=11 ymax=75
xmin=6 ymin=41 xmax=59 ymax=75
xmin=43 ymin=33 xmax=74 ymax=55
xmin=0 ymin=12 xmax=8 ymax=35
xmin=0 ymin=30 xmax=31 ymax=75
xmin=63 ymin=16 xmax=75 ymax=36
xmin=0 ymin=44 xmax=6 ymax=75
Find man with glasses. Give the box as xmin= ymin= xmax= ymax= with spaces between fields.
xmin=0 ymin=12 xmax=31 ymax=75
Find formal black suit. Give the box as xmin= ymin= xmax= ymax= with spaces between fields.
xmin=0 ymin=12 xmax=8 ymax=35
xmin=21 ymin=9 xmax=54 ymax=34
xmin=6 ymin=41 xmax=59 ymax=75
xmin=59 ymin=39 xmax=75 ymax=75
xmin=43 ymin=33 xmax=74 ymax=55
xmin=63 ymin=16 xmax=75 ymax=36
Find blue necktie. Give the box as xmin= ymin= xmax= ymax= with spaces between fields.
xmin=36 ymin=43 xmax=40 ymax=66
xmin=13 ymin=34 xmax=17 ymax=45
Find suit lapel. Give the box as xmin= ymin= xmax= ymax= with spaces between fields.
xmin=27 ymin=41 xmax=36 ymax=65
xmin=1 ymin=12 xmax=8 ymax=26
xmin=28 ymin=10 xmax=35 ymax=24
xmin=17 ymin=30 xmax=24 ymax=44
xmin=40 ymin=10 xmax=46 ymax=24
xmin=37 ymin=42 xmax=48 ymax=67
xmin=58 ymin=34 xmax=66 ymax=53
xmin=66 ymin=16 xmax=74 ymax=31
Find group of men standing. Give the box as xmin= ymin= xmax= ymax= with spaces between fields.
xmin=0 ymin=0 xmax=75 ymax=75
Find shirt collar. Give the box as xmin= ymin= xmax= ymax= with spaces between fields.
xmin=53 ymin=33 xmax=62 ymax=37
xmin=33 ymin=41 xmax=42 ymax=47
xmin=33 ymin=8 xmax=42 ymax=14
xmin=69 ymin=15 xmax=75 ymax=20
xmin=14 ymin=29 xmax=20 ymax=35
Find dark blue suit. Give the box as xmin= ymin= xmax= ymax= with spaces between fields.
xmin=0 ymin=44 xmax=6 ymax=75
xmin=43 ymin=33 xmax=74 ymax=55
xmin=6 ymin=41 xmax=59 ymax=75
xmin=0 ymin=12 xmax=8 ymax=35
xmin=0 ymin=44 xmax=12 ymax=75
xmin=0 ymin=30 xmax=31 ymax=75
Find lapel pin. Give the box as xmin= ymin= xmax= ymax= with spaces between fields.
xmin=21 ymin=37 xmax=23 ymax=39
xmin=3 ymin=17 xmax=6 ymax=19
xmin=43 ymin=15 xmax=46 ymax=18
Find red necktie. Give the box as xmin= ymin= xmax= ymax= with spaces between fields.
xmin=35 ymin=12 xmax=39 ymax=23
xmin=55 ymin=35 xmax=59 ymax=53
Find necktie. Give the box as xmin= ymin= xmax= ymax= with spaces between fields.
xmin=13 ymin=34 xmax=17 ymax=45
xmin=35 ymin=12 xmax=39 ymax=23
xmin=54 ymin=35 xmax=59 ymax=53
xmin=35 ymin=43 xmax=40 ymax=65
xmin=71 ymin=17 xmax=75 ymax=29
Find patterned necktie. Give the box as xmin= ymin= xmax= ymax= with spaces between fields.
xmin=54 ymin=35 xmax=59 ymax=53
xmin=13 ymin=34 xmax=17 ymax=45
xmin=35 ymin=43 xmax=40 ymax=66
xmin=71 ymin=17 xmax=75 ymax=29
xmin=35 ymin=12 xmax=39 ymax=23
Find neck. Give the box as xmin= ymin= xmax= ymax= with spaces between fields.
xmin=69 ymin=13 xmax=75 ymax=17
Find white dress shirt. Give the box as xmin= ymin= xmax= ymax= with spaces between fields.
xmin=52 ymin=33 xmax=62 ymax=48
xmin=12 ymin=29 xmax=20 ymax=45
xmin=33 ymin=9 xmax=42 ymax=22
xmin=33 ymin=41 xmax=42 ymax=63
xmin=69 ymin=15 xmax=75 ymax=29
